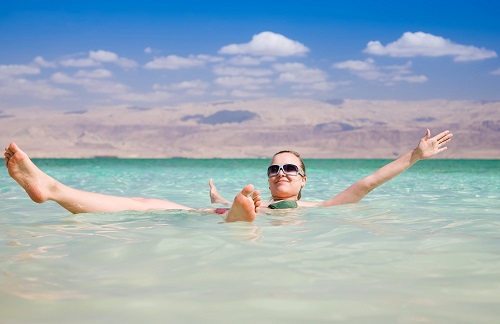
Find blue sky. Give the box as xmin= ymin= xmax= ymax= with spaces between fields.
xmin=1 ymin=0 xmax=499 ymax=111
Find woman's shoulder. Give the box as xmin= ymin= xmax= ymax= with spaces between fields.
xmin=296 ymin=200 xmax=321 ymax=207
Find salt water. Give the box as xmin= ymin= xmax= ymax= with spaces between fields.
xmin=1 ymin=158 xmax=499 ymax=323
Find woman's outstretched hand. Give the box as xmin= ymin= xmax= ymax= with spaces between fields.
xmin=415 ymin=129 xmax=453 ymax=159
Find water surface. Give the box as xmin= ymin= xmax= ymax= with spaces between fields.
xmin=1 ymin=159 xmax=499 ymax=323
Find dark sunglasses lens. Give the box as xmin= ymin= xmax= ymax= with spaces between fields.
xmin=283 ymin=164 xmax=299 ymax=174
xmin=267 ymin=165 xmax=279 ymax=176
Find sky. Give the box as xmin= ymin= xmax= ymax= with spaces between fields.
xmin=1 ymin=0 xmax=500 ymax=111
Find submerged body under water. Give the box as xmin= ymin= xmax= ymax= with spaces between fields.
xmin=1 ymin=158 xmax=499 ymax=323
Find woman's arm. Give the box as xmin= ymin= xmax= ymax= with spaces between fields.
xmin=320 ymin=129 xmax=453 ymax=207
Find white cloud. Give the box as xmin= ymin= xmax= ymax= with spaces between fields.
xmin=60 ymin=50 xmax=137 ymax=68
xmin=112 ymin=91 xmax=172 ymax=103
xmin=184 ymin=89 xmax=206 ymax=96
xmin=364 ymin=31 xmax=497 ymax=62
xmin=219 ymin=31 xmax=309 ymax=57
xmin=491 ymin=68 xmax=500 ymax=76
xmin=334 ymin=58 xmax=427 ymax=84
xmin=75 ymin=69 xmax=112 ymax=79
xmin=0 ymin=64 xmax=40 ymax=78
xmin=115 ymin=57 xmax=138 ymax=69
xmin=213 ymin=66 xmax=274 ymax=77
xmin=214 ymin=76 xmax=271 ymax=90
xmin=196 ymin=54 xmax=224 ymax=63
xmin=227 ymin=55 xmax=276 ymax=66
xmin=89 ymin=50 xmax=138 ymax=68
xmin=273 ymin=63 xmax=327 ymax=83
xmin=171 ymin=80 xmax=209 ymax=90
xmin=60 ymin=57 xmax=100 ymax=67
xmin=89 ymin=50 xmax=119 ymax=62
xmin=51 ymin=72 xmax=129 ymax=94
xmin=153 ymin=79 xmax=209 ymax=96
xmin=33 ymin=56 xmax=57 ymax=68
xmin=144 ymin=55 xmax=206 ymax=70
xmin=52 ymin=69 xmax=172 ymax=103
xmin=0 ymin=77 xmax=70 ymax=99
xmin=0 ymin=64 xmax=68 ymax=100
xmin=144 ymin=47 xmax=163 ymax=55
xmin=50 ymin=72 xmax=72 ymax=83
xmin=334 ymin=58 xmax=377 ymax=72
xmin=211 ymin=89 xmax=228 ymax=97
xmin=273 ymin=63 xmax=338 ymax=91
xmin=228 ymin=56 xmax=262 ymax=66
xmin=392 ymin=75 xmax=428 ymax=83
xmin=334 ymin=58 xmax=382 ymax=80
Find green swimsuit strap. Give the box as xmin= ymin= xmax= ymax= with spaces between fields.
xmin=268 ymin=200 xmax=298 ymax=209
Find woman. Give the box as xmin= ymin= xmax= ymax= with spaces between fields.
xmin=211 ymin=128 xmax=453 ymax=215
xmin=4 ymin=129 xmax=452 ymax=222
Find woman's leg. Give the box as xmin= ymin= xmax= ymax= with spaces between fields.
xmin=208 ymin=178 xmax=231 ymax=205
xmin=225 ymin=184 xmax=261 ymax=222
xmin=4 ymin=143 xmax=191 ymax=214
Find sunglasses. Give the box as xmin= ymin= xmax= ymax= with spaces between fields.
xmin=267 ymin=164 xmax=305 ymax=178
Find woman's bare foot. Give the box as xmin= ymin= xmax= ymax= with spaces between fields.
xmin=225 ymin=184 xmax=261 ymax=222
xmin=4 ymin=143 xmax=58 ymax=203
xmin=209 ymin=178 xmax=231 ymax=205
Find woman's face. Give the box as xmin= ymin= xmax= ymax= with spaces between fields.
xmin=268 ymin=152 xmax=306 ymax=200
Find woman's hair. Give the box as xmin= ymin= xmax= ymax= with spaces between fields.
xmin=271 ymin=150 xmax=306 ymax=200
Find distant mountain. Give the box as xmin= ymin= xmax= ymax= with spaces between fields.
xmin=2 ymin=98 xmax=499 ymax=159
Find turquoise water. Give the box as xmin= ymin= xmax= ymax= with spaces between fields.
xmin=1 ymin=159 xmax=499 ymax=323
